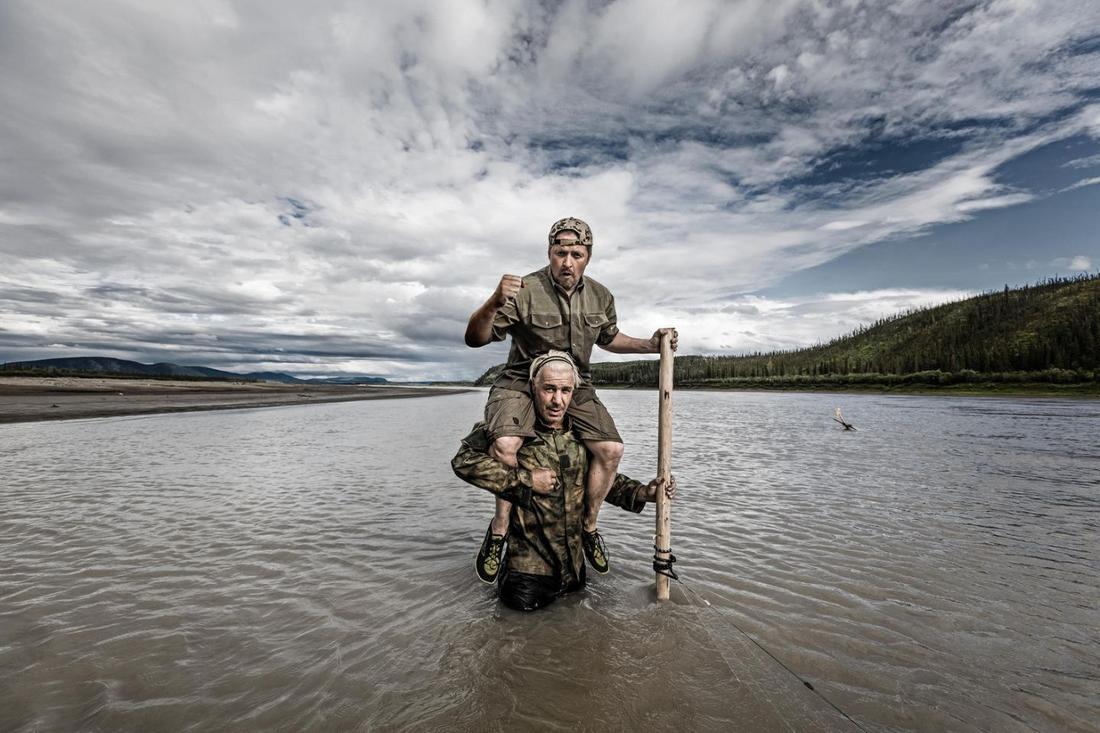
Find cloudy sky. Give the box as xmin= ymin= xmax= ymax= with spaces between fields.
xmin=2 ymin=0 xmax=1098 ymax=380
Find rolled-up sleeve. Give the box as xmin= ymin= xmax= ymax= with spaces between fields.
xmin=596 ymin=293 xmax=618 ymax=346
xmin=490 ymin=298 xmax=520 ymax=343
xmin=604 ymin=472 xmax=646 ymax=513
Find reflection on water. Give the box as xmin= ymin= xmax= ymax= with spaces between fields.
xmin=1 ymin=391 xmax=1098 ymax=732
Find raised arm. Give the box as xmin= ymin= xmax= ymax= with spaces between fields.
xmin=464 ymin=274 xmax=523 ymax=347
xmin=599 ymin=327 xmax=678 ymax=354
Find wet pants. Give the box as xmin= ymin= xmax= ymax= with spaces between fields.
xmin=499 ymin=568 xmax=585 ymax=612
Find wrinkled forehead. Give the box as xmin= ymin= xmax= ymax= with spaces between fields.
xmin=548 ymin=241 xmax=588 ymax=254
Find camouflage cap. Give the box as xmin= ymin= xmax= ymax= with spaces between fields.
xmin=548 ymin=217 xmax=593 ymax=247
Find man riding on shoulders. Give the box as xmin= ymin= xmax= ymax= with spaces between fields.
xmin=464 ymin=217 xmax=677 ymax=584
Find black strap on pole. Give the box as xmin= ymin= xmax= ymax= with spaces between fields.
xmin=652 ymin=542 xmax=678 ymax=580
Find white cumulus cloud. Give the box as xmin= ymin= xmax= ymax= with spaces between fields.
xmin=0 ymin=1 xmax=1098 ymax=379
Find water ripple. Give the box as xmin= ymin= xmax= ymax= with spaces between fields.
xmin=2 ymin=391 xmax=1098 ymax=732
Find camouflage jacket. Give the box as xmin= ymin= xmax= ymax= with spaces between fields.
xmin=489 ymin=267 xmax=619 ymax=391
xmin=451 ymin=421 xmax=649 ymax=586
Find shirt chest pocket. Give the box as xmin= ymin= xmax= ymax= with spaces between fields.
xmin=527 ymin=311 xmax=566 ymax=349
xmin=578 ymin=312 xmax=609 ymax=353
xmin=583 ymin=312 xmax=608 ymax=330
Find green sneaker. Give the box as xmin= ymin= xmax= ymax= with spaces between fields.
xmin=582 ymin=529 xmax=610 ymax=574
xmin=475 ymin=525 xmax=506 ymax=584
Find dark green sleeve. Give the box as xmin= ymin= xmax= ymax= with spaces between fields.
xmin=489 ymin=298 xmax=519 ymax=343
xmin=596 ymin=292 xmax=619 ymax=346
xmin=450 ymin=423 xmax=534 ymax=509
xmin=604 ymin=472 xmax=647 ymax=514
xmin=490 ymin=281 xmax=529 ymax=343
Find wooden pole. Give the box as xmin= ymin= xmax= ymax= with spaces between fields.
xmin=655 ymin=331 xmax=674 ymax=601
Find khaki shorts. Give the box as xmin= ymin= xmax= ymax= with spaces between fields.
xmin=484 ymin=385 xmax=622 ymax=444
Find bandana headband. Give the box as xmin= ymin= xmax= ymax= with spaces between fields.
xmin=529 ymin=350 xmax=581 ymax=384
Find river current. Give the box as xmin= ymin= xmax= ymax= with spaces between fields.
xmin=1 ymin=389 xmax=1097 ymax=732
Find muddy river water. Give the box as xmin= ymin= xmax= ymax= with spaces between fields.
xmin=2 ymin=389 xmax=1096 ymax=731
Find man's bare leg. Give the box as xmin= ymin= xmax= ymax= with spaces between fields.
xmin=582 ymin=439 xmax=624 ymax=533
xmin=475 ymin=435 xmax=524 ymax=583
xmin=488 ymin=436 xmax=523 ymax=534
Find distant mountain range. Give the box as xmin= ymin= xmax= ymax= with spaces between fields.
xmin=0 ymin=357 xmax=388 ymax=385
xmin=476 ymin=273 xmax=1100 ymax=388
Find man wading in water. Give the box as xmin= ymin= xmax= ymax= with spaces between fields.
xmin=464 ymin=217 xmax=677 ymax=583
xmin=452 ymin=352 xmax=676 ymax=611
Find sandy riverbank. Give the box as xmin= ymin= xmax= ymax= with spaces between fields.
xmin=0 ymin=376 xmax=473 ymax=424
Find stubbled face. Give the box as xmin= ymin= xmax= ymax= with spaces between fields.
xmin=532 ymin=362 xmax=575 ymax=428
xmin=547 ymin=229 xmax=590 ymax=292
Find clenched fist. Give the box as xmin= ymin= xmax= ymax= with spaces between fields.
xmin=530 ymin=467 xmax=557 ymax=495
xmin=493 ymin=274 xmax=524 ymax=308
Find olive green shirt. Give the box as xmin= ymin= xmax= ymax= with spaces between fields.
xmin=451 ymin=421 xmax=648 ymax=584
xmin=490 ymin=267 xmax=619 ymax=391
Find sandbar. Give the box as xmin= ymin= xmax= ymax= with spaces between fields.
xmin=0 ymin=376 xmax=473 ymax=424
